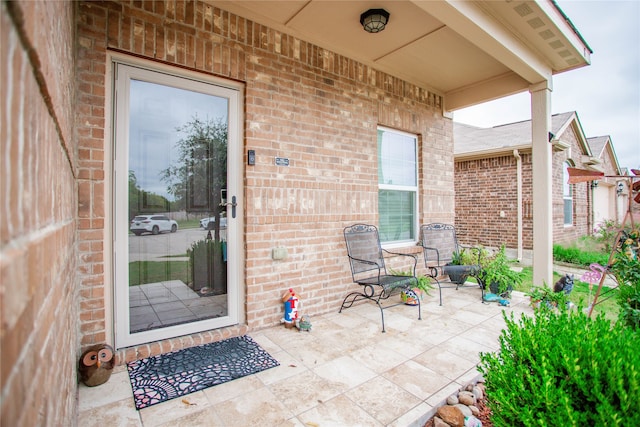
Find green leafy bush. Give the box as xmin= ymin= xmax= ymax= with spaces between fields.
xmin=613 ymin=226 xmax=640 ymax=329
xmin=477 ymin=246 xmax=524 ymax=295
xmin=552 ymin=244 xmax=609 ymax=267
xmin=479 ymin=309 xmax=639 ymax=426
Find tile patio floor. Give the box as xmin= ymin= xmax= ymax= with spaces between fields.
xmin=130 ymin=281 xmax=228 ymax=333
xmin=77 ymin=286 xmax=534 ymax=427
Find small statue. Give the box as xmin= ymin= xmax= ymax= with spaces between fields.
xmin=554 ymin=274 xmax=574 ymax=295
xmin=79 ymin=344 xmax=115 ymax=387
xmin=296 ymin=316 xmax=312 ymax=332
xmin=282 ymin=288 xmax=299 ymax=328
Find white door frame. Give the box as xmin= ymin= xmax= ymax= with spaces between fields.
xmin=109 ymin=54 xmax=245 ymax=349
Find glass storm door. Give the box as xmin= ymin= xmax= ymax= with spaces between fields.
xmin=113 ymin=62 xmax=242 ymax=348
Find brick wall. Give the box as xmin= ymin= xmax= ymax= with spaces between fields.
xmin=455 ymin=123 xmax=594 ymax=251
xmin=552 ymin=126 xmax=591 ymax=245
xmin=76 ymin=0 xmax=451 ymax=363
xmin=1 ymin=2 xmax=78 ymax=426
xmin=455 ymin=154 xmax=522 ymax=248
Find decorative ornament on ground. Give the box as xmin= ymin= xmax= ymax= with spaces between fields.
xmin=79 ymin=344 xmax=115 ymax=387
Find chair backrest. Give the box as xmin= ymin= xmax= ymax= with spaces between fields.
xmin=420 ymin=223 xmax=460 ymax=267
xmin=343 ymin=224 xmax=386 ymax=278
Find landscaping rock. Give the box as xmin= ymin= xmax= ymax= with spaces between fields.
xmin=437 ymin=405 xmax=465 ymax=427
xmin=458 ymin=391 xmax=476 ymax=406
xmin=472 ymin=385 xmax=484 ymax=401
xmin=425 ymin=379 xmax=489 ymax=427
xmin=455 ymin=403 xmax=473 ymax=417
xmin=434 ymin=416 xmax=450 ymax=427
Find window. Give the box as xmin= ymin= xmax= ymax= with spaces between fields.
xmin=563 ymin=162 xmax=573 ymax=226
xmin=377 ymin=127 xmax=418 ymax=244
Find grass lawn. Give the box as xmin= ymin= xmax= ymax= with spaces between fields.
xmin=129 ymin=260 xmax=190 ymax=286
xmin=516 ymin=266 xmax=619 ymax=323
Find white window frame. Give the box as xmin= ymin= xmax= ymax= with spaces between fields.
xmin=377 ymin=126 xmax=419 ymax=247
xmin=563 ymin=162 xmax=573 ymax=226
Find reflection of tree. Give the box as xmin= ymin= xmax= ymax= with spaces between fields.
xmin=161 ymin=116 xmax=227 ymax=239
xmin=129 ymin=171 xmax=170 ymax=219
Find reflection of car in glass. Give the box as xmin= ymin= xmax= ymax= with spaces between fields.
xmin=130 ymin=215 xmax=178 ymax=236
xmin=200 ymin=217 xmax=227 ymax=229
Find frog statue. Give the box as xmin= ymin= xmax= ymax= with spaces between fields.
xmin=296 ymin=316 xmax=312 ymax=332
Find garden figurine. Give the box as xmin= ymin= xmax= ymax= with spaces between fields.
xmin=282 ymin=288 xmax=299 ymax=328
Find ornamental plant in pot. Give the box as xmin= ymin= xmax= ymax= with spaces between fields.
xmin=525 ymin=285 xmax=567 ymax=309
xmin=477 ymin=246 xmax=523 ymax=298
xmin=443 ymin=248 xmax=482 ymax=284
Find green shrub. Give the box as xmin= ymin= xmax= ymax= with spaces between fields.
xmin=552 ymin=244 xmax=609 ymax=267
xmin=479 ymin=309 xmax=639 ymax=426
xmin=613 ymin=227 xmax=640 ymax=329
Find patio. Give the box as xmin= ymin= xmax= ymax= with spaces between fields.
xmin=77 ymin=287 xmax=534 ymax=426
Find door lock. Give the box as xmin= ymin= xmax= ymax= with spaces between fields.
xmin=220 ymin=196 xmax=237 ymax=218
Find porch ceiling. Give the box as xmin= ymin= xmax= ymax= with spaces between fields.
xmin=213 ymin=0 xmax=591 ymax=111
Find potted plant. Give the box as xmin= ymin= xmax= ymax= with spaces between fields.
xmin=525 ymin=285 xmax=553 ymax=308
xmin=477 ymin=246 xmax=523 ymax=298
xmin=443 ymin=249 xmax=481 ymax=284
xmin=525 ymin=285 xmax=568 ymax=309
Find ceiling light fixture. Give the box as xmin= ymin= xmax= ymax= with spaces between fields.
xmin=360 ymin=9 xmax=390 ymax=33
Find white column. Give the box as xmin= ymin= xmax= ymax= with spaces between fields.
xmin=530 ymin=82 xmax=553 ymax=287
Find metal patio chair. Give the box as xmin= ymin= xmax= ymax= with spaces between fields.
xmin=420 ymin=223 xmax=482 ymax=305
xmin=340 ymin=224 xmax=421 ymax=332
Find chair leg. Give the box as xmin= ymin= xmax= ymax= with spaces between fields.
xmin=434 ymin=278 xmax=443 ymax=306
xmin=378 ymin=303 xmax=386 ymax=333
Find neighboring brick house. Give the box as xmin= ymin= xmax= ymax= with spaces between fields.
xmin=454 ymin=111 xmax=624 ymax=259
xmin=1 ymin=1 xmax=591 ymax=425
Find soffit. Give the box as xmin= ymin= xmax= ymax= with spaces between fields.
xmin=212 ymin=1 xmax=590 ymax=110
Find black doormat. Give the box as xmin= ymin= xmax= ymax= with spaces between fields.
xmin=126 ymin=335 xmax=279 ymax=409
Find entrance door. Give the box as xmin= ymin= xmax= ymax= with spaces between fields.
xmin=113 ymin=61 xmax=243 ymax=348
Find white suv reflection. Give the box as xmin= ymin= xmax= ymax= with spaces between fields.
xmin=200 ymin=217 xmax=227 ymax=229
xmin=130 ymin=215 xmax=178 ymax=236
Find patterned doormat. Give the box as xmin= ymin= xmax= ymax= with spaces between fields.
xmin=127 ymin=335 xmax=279 ymax=409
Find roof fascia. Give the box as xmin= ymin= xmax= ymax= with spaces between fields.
xmin=455 ymin=144 xmax=532 ymax=161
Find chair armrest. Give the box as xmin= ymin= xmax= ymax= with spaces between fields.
xmin=382 ymin=250 xmax=418 ymax=275
xmin=420 ymin=246 xmax=441 ymax=267
xmin=348 ymin=255 xmax=382 ymax=268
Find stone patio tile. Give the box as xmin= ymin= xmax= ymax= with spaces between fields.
xmin=383 ymin=360 xmax=452 ymax=400
xmin=213 ymin=387 xmax=296 ymax=426
xmin=347 ymin=376 xmax=422 ymax=425
xmin=253 ymin=350 xmax=308 ymax=385
xmin=413 ymin=348 xmax=479 ymax=381
xmin=297 ymin=394 xmax=383 ymax=427
xmin=312 ymin=355 xmax=377 ymax=390
xmin=139 ymin=391 xmax=210 ymax=427
xmin=78 ymin=368 xmax=134 ymax=412
xmin=388 ymin=402 xmax=434 ymax=427
xmin=202 ymin=374 xmax=265 ymax=405
xmin=77 ymin=398 xmax=142 ymax=427
xmin=155 ymin=407 xmax=224 ymax=427
xmin=438 ymin=335 xmax=497 ymax=363
xmin=348 ymin=341 xmax=409 ymax=374
xmin=268 ymin=370 xmax=344 ymax=415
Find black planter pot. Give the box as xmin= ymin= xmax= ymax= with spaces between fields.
xmin=443 ymin=264 xmax=479 ymax=284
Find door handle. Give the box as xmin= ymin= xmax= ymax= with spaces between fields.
xmin=220 ymin=196 xmax=237 ymax=218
